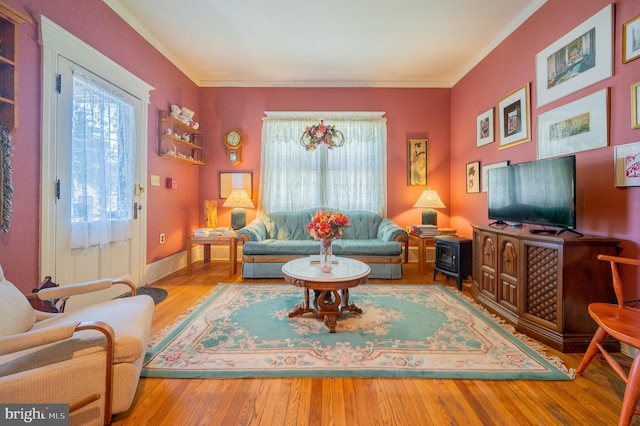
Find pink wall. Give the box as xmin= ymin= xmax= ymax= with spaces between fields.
xmin=4 ymin=0 xmax=639 ymax=300
xmin=198 ymin=87 xmax=451 ymax=232
xmin=2 ymin=0 xmax=200 ymax=292
xmin=451 ymin=0 xmax=640 ymax=298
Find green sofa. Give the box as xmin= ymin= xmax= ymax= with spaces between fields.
xmin=237 ymin=208 xmax=408 ymax=279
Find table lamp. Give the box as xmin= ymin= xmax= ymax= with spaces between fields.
xmin=413 ymin=188 xmax=445 ymax=226
xmin=222 ymin=188 xmax=255 ymax=229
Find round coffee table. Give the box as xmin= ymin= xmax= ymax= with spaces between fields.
xmin=282 ymin=257 xmax=370 ymax=333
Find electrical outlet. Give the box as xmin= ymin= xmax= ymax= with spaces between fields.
xmin=159 ymin=233 xmax=166 ymax=244
xmin=150 ymin=175 xmax=160 ymax=186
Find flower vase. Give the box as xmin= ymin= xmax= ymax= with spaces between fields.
xmin=319 ymin=239 xmax=334 ymax=272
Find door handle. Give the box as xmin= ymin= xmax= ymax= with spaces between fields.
xmin=133 ymin=202 xmax=142 ymax=219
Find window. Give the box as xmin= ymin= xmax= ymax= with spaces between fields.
xmin=259 ymin=113 xmax=387 ymax=215
xmin=70 ymin=71 xmax=136 ymax=249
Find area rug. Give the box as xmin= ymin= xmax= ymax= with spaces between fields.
xmin=141 ymin=284 xmax=574 ymax=380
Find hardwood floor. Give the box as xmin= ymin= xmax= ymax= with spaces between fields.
xmin=113 ymin=260 xmax=639 ymax=425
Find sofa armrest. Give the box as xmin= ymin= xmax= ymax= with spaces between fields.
xmin=376 ymin=218 xmax=409 ymax=243
xmin=238 ymin=218 xmax=267 ymax=242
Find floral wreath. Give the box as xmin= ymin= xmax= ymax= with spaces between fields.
xmin=300 ymin=120 xmax=344 ymax=151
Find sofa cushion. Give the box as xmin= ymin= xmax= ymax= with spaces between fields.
xmin=0 ymin=266 xmax=36 ymax=338
xmin=262 ymin=211 xmax=313 ymax=240
xmin=340 ymin=211 xmax=383 ymax=239
xmin=332 ymin=239 xmax=402 ymax=256
xmin=243 ymin=240 xmax=319 ymax=256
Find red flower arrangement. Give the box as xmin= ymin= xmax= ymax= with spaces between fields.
xmin=307 ymin=209 xmax=349 ymax=241
xmin=300 ymin=120 xmax=345 ymax=151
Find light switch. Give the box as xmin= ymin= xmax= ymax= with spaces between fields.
xmin=150 ymin=175 xmax=160 ymax=186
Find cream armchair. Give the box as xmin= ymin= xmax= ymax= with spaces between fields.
xmin=0 ymin=266 xmax=154 ymax=425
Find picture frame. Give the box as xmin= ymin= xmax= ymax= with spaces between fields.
xmin=535 ymin=4 xmax=612 ymax=107
xmin=623 ymin=14 xmax=640 ymax=63
xmin=219 ymin=172 xmax=252 ymax=198
xmin=497 ymin=83 xmax=530 ymax=149
xmin=407 ymin=139 xmax=428 ymax=186
xmin=615 ymin=141 xmax=640 ymax=187
xmin=481 ymin=161 xmax=509 ymax=192
xmin=537 ymin=88 xmax=609 ymax=160
xmin=632 ymin=82 xmax=640 ymax=129
xmin=466 ymin=161 xmax=480 ymax=193
xmin=476 ymin=108 xmax=494 ymax=147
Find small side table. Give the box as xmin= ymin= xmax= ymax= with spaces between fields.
xmin=407 ymin=229 xmax=457 ymax=274
xmin=186 ymin=234 xmax=238 ymax=275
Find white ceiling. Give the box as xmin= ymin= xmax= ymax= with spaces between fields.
xmin=105 ymin=0 xmax=546 ymax=88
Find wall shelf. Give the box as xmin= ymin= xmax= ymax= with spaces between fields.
xmin=0 ymin=2 xmax=31 ymax=134
xmin=158 ymin=110 xmax=205 ymax=165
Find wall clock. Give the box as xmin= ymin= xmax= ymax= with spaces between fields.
xmin=223 ymin=129 xmax=242 ymax=165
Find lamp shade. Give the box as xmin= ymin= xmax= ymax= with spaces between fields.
xmin=222 ymin=189 xmax=255 ymax=209
xmin=413 ymin=189 xmax=445 ymax=226
xmin=223 ymin=189 xmax=254 ymax=229
xmin=413 ymin=189 xmax=445 ymax=209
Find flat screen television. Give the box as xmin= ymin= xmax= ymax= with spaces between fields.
xmin=487 ymin=155 xmax=577 ymax=233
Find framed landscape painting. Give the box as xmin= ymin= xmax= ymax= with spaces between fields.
xmin=497 ymin=83 xmax=530 ymax=149
xmin=537 ymin=88 xmax=608 ymax=160
xmin=623 ymin=14 xmax=640 ymax=63
xmin=535 ymin=4 xmax=612 ymax=107
xmin=481 ymin=161 xmax=509 ymax=192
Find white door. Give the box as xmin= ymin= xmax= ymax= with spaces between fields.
xmin=52 ymin=57 xmax=144 ymax=302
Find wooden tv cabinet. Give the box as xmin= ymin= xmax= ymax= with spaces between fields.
xmin=471 ymin=224 xmax=620 ymax=353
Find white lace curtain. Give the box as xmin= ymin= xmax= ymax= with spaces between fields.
xmin=259 ymin=112 xmax=387 ymax=215
xmin=70 ymin=72 xmax=136 ymax=250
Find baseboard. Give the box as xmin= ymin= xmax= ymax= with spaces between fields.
xmin=144 ymin=245 xmax=241 ymax=285
xmin=145 ymin=246 xmax=432 ymax=284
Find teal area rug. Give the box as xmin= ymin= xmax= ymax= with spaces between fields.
xmin=142 ymin=284 xmax=573 ymax=380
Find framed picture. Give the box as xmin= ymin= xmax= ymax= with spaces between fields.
xmin=219 ymin=172 xmax=252 ymax=198
xmin=623 ymin=14 xmax=640 ymax=63
xmin=632 ymin=82 xmax=640 ymax=129
xmin=535 ymin=4 xmax=612 ymax=107
xmin=481 ymin=161 xmax=509 ymax=192
xmin=537 ymin=88 xmax=608 ymax=160
xmin=466 ymin=161 xmax=480 ymax=193
xmin=407 ymin=139 xmax=428 ymax=186
xmin=476 ymin=108 xmax=494 ymax=147
xmin=497 ymin=83 xmax=530 ymax=149
xmin=615 ymin=141 xmax=640 ymax=187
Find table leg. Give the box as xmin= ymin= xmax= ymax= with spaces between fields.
xmin=418 ymin=238 xmax=426 ymax=274
xmin=340 ymin=289 xmax=362 ymax=314
xmin=203 ymin=244 xmax=211 ymax=264
xmin=404 ymin=238 xmax=409 ymax=263
xmin=288 ymin=288 xmax=314 ymax=318
xmin=186 ymin=238 xmax=193 ymax=275
xmin=229 ymin=238 xmax=238 ymax=275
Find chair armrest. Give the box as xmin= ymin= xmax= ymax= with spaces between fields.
xmin=238 ymin=218 xmax=266 ymax=242
xmin=33 ymin=278 xmax=136 ymax=301
xmin=0 ymin=321 xmax=115 ymax=425
xmin=0 ymin=320 xmax=114 ymax=356
xmin=597 ymin=254 xmax=640 ymax=267
xmin=376 ymin=218 xmax=409 ymax=243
